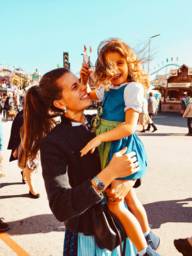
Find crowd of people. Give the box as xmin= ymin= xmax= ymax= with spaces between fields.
xmin=0 ymin=38 xmax=191 ymax=256
xmin=0 ymin=92 xmax=24 ymax=121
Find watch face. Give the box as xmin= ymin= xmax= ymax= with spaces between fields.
xmin=93 ymin=177 xmax=105 ymax=192
xmin=97 ymin=181 xmax=105 ymax=191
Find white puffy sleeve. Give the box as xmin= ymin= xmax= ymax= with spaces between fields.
xmin=95 ymin=86 xmax=105 ymax=102
xmin=124 ymin=82 xmax=144 ymax=113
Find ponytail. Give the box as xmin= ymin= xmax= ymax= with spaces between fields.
xmin=22 ymin=68 xmax=68 ymax=161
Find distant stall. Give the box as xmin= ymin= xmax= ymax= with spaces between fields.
xmin=155 ymin=65 xmax=192 ymax=113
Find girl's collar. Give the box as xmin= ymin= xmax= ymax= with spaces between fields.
xmin=71 ymin=119 xmax=88 ymax=127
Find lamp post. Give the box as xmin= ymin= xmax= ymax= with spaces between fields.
xmin=147 ymin=34 xmax=160 ymax=74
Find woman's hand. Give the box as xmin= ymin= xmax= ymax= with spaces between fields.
xmin=107 ymin=148 xmax=139 ymax=180
xmin=94 ymin=148 xmax=139 ymax=192
xmin=80 ymin=135 xmax=102 ymax=156
xmin=107 ymin=180 xmax=135 ymax=202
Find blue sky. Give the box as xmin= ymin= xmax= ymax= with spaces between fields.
xmin=1 ymin=0 xmax=192 ymax=76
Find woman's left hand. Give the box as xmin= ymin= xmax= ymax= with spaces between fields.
xmin=107 ymin=180 xmax=134 ymax=201
xmin=80 ymin=136 xmax=102 ymax=156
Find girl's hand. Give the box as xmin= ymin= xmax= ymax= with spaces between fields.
xmin=80 ymin=136 xmax=102 ymax=156
xmin=80 ymin=64 xmax=92 ymax=86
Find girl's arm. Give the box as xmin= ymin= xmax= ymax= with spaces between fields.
xmin=80 ymin=108 xmax=139 ymax=156
xmin=80 ymin=64 xmax=99 ymax=100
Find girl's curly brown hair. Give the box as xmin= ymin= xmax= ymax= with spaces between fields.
xmin=94 ymin=38 xmax=150 ymax=90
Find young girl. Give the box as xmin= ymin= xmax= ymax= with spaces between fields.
xmin=80 ymin=39 xmax=160 ymax=256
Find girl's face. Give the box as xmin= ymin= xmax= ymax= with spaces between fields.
xmin=105 ymin=51 xmax=128 ymax=86
xmin=54 ymin=72 xmax=92 ymax=113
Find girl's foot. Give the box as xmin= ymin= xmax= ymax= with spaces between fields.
xmin=138 ymin=246 xmax=160 ymax=256
xmin=145 ymin=231 xmax=160 ymax=250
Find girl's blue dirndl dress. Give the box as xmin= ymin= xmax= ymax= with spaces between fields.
xmin=95 ymin=82 xmax=148 ymax=180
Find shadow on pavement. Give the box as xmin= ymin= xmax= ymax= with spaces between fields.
xmin=6 ymin=214 xmax=65 ymax=235
xmin=144 ymin=197 xmax=192 ymax=229
xmin=0 ymin=182 xmax=23 ymax=189
xmin=0 ymin=193 xmax=31 ymax=199
xmin=139 ymin=132 xmax=186 ymax=137
xmin=153 ymin=113 xmax=186 ymax=128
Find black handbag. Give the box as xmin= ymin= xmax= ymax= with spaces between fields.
xmin=91 ymin=203 xmax=126 ymax=255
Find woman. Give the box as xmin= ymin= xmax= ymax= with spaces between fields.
xmin=7 ymin=109 xmax=40 ymax=198
xmin=23 ymin=68 xmax=139 ymax=255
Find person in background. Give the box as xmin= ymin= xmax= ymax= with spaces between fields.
xmin=146 ymin=92 xmax=158 ymax=132
xmin=180 ymin=92 xmax=191 ymax=114
xmin=174 ymin=236 xmax=192 ymax=256
xmin=182 ymin=98 xmax=192 ymax=136
xmin=0 ymin=119 xmax=4 ymax=177
xmin=7 ymin=110 xmax=40 ymax=198
xmin=0 ymin=119 xmax=9 ymax=232
xmin=1 ymin=94 xmax=8 ymax=121
xmin=138 ymin=97 xmax=152 ymax=133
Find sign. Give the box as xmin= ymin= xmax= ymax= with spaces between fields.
xmin=154 ymin=75 xmax=167 ymax=88
xmin=169 ymin=69 xmax=178 ymax=76
xmin=188 ymin=68 xmax=192 ymax=76
xmin=168 ymin=83 xmax=191 ymax=88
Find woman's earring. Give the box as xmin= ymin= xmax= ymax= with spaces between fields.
xmin=63 ymin=106 xmax=67 ymax=113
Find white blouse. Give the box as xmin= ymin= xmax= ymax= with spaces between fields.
xmin=96 ymin=82 xmax=144 ymax=113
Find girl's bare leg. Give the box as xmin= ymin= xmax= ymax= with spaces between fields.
xmin=125 ymin=188 xmax=150 ymax=234
xmin=108 ymin=200 xmax=147 ymax=251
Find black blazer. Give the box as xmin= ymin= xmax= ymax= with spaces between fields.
xmin=40 ymin=118 xmax=103 ymax=235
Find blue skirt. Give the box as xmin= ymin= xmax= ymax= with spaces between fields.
xmin=96 ymin=119 xmax=147 ymax=180
xmin=109 ymin=134 xmax=148 ymax=180
xmin=63 ymin=230 xmax=137 ymax=256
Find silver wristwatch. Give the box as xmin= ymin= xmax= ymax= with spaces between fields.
xmin=92 ymin=176 xmax=105 ymax=192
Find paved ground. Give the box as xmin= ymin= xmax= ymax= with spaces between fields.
xmin=0 ymin=113 xmax=192 ymax=256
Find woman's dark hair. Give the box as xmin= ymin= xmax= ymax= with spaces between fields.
xmin=22 ymin=68 xmax=69 ymax=162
